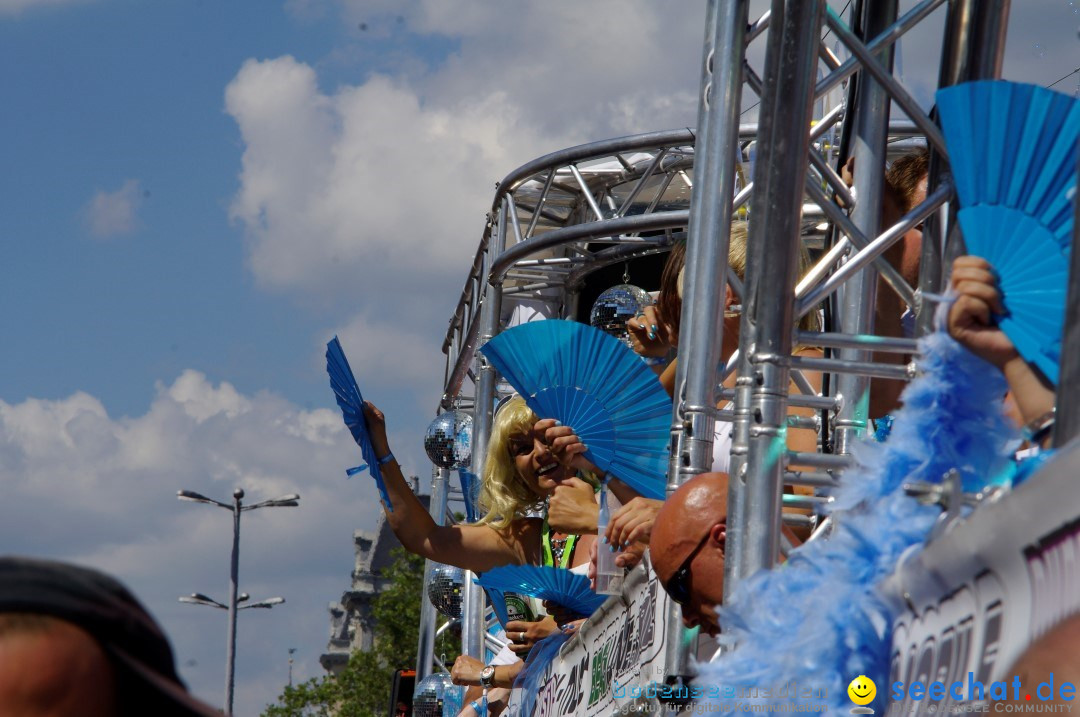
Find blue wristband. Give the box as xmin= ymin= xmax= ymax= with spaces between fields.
xmin=641 ymin=355 xmax=668 ymax=367
xmin=377 ymin=452 xmax=396 ymax=466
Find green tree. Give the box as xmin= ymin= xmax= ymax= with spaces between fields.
xmin=263 ymin=547 xmax=460 ymax=717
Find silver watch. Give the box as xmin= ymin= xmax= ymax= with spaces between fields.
xmin=480 ymin=664 xmax=496 ymax=688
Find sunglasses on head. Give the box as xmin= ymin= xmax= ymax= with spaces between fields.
xmin=663 ymin=530 xmax=712 ymax=607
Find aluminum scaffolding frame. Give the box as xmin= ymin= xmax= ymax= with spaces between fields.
xmin=663 ymin=0 xmax=749 ymax=683
xmin=726 ymin=0 xmax=829 ymax=599
xmin=423 ymin=0 xmax=1017 ymax=691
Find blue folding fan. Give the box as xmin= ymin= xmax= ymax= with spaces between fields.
xmin=479 ymin=320 xmax=671 ymax=499
xmin=325 ymin=336 xmax=393 ymax=511
xmin=458 ymin=468 xmax=481 ymax=523
xmin=475 ymin=564 xmax=607 ymax=618
xmin=937 ymin=79 xmax=1080 ymax=384
xmin=481 ymin=586 xmax=511 ymax=628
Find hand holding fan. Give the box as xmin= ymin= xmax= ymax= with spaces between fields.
xmin=325 ymin=336 xmax=393 ymax=511
xmin=479 ymin=320 xmax=671 ymax=500
xmin=475 ymin=564 xmax=607 ymax=618
xmin=937 ymin=79 xmax=1079 ymax=383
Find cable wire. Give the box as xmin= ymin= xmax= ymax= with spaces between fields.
xmin=1047 ymin=66 xmax=1080 ymax=90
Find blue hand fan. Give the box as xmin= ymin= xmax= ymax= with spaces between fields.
xmin=475 ymin=564 xmax=607 ymax=618
xmin=481 ymin=586 xmax=511 ymax=627
xmin=479 ymin=320 xmax=671 ymax=500
xmin=325 ymin=336 xmax=393 ymax=511
xmin=458 ymin=468 xmax=481 ymax=523
xmin=937 ymin=80 xmax=1079 ymax=384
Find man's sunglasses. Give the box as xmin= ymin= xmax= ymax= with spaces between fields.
xmin=663 ymin=530 xmax=712 ymax=607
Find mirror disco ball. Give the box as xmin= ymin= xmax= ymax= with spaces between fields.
xmin=590 ymin=284 xmax=654 ymax=346
xmin=424 ymin=411 xmax=473 ymax=469
xmin=413 ymin=672 xmax=463 ymax=717
xmin=427 ymin=563 xmax=464 ymax=619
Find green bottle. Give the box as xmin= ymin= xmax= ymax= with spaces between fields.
xmin=503 ymin=592 xmax=535 ymax=623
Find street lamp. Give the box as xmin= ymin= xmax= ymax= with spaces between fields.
xmin=179 ymin=593 xmax=286 ymax=610
xmin=177 ymin=487 xmax=299 ymax=715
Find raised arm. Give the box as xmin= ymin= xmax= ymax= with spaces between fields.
xmin=363 ymin=403 xmax=537 ymax=573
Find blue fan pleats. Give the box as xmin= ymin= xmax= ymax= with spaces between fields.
xmin=937 ymin=79 xmax=1079 ymax=385
xmin=325 ymin=337 xmax=394 ymax=511
xmin=480 ymin=320 xmax=671 ymax=500
xmin=475 ymin=564 xmax=607 ymax=618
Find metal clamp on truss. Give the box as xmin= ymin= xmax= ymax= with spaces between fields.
xmin=903 ymin=468 xmax=1006 ymax=541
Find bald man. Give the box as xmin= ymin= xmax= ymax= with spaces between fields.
xmin=651 ymin=472 xmax=800 ymax=637
xmin=650 ymin=473 xmax=731 ymax=637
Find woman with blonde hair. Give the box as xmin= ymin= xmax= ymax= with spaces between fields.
xmin=363 ymin=396 xmax=641 ymax=666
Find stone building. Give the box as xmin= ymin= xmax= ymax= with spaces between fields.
xmin=320 ymin=484 xmax=428 ymax=674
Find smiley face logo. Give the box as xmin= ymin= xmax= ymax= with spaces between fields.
xmin=847 ymin=675 xmax=877 ymax=706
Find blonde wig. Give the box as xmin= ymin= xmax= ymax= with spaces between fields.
xmin=727 ymin=221 xmax=821 ymax=332
xmin=666 ymin=222 xmax=821 ymax=333
xmin=477 ymin=395 xmax=545 ymax=530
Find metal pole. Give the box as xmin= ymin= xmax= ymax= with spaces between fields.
xmin=414 ymin=466 xmax=449 ymax=682
xmin=916 ymin=0 xmax=1011 ymax=335
xmin=459 ymin=475 xmax=483 ymax=658
xmin=669 ymin=0 xmax=748 ymax=488
xmin=663 ymin=0 xmax=749 ymax=682
xmin=832 ymin=0 xmax=897 ymax=454
xmin=225 ymin=488 xmax=242 ymax=716
xmin=725 ymin=0 xmax=827 ymax=593
xmin=1053 ymin=151 xmax=1080 ymax=447
xmin=457 ymin=200 xmax=511 ymax=663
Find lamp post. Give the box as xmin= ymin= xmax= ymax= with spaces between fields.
xmin=177 ymin=487 xmax=299 ymax=715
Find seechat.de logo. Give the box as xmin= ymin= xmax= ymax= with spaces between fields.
xmin=848 ymin=675 xmax=877 ymax=714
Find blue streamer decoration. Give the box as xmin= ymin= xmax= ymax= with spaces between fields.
xmin=458 ymin=468 xmax=481 ymax=524
xmin=697 ymin=324 xmax=1020 ymax=713
xmin=514 ymin=631 xmax=572 ymax=717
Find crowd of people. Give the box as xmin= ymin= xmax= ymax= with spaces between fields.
xmin=0 ymin=142 xmax=1064 ymax=715
xmin=354 ymin=144 xmax=1067 ymax=715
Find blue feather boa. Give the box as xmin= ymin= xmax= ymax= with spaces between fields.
xmin=696 ymin=328 xmax=1020 ymax=712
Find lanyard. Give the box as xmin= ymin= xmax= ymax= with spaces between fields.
xmin=541 ymin=511 xmax=577 ymax=569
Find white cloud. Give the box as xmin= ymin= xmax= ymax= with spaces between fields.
xmin=0 ymin=373 xmax=397 ymax=714
xmin=226 ymin=3 xmax=709 ymax=301
xmin=226 ymin=59 xmax=558 ymax=298
xmin=83 ymin=178 xmax=143 ymax=238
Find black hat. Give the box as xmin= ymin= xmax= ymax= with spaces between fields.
xmin=0 ymin=556 xmax=220 ymax=716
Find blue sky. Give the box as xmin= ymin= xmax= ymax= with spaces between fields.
xmin=0 ymin=0 xmax=1076 ymax=714
xmin=0 ymin=1 xmax=390 ymax=415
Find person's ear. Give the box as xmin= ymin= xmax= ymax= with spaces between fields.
xmin=724 ymin=284 xmax=737 ymax=310
xmin=710 ymin=521 xmax=727 ymax=553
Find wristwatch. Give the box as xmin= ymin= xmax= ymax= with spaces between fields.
xmin=480 ymin=664 xmax=496 ymax=688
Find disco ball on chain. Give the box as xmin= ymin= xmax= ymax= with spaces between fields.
xmin=423 ymin=411 xmax=473 ymax=469
xmin=413 ymin=672 xmax=463 ymax=717
xmin=427 ymin=563 xmax=464 ymax=619
xmin=589 ymin=284 xmax=654 ymax=347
